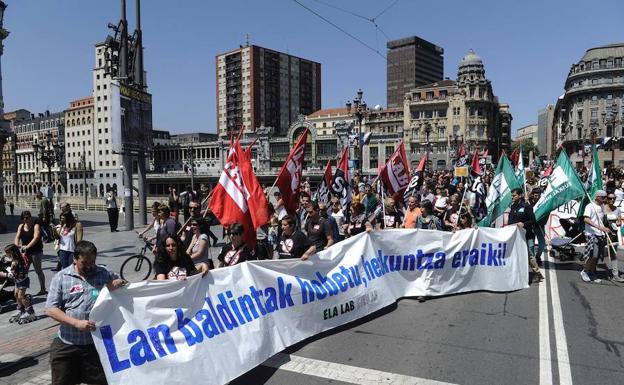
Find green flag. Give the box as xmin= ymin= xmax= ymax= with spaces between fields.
xmin=587 ymin=144 xmax=602 ymax=198
xmin=516 ymin=147 xmax=526 ymax=187
xmin=533 ymin=151 xmax=586 ymax=222
xmin=478 ymin=155 xmax=521 ymax=227
xmin=535 ymin=156 xmax=543 ymax=168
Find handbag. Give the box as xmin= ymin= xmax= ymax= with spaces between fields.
xmin=54 ymin=239 xmax=60 ymax=252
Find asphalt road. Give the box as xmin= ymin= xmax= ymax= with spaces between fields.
xmin=0 ymin=208 xmax=622 ymax=385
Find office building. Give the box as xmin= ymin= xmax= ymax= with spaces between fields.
xmin=387 ymin=36 xmax=444 ymax=108
xmin=216 ymin=44 xmax=321 ymax=137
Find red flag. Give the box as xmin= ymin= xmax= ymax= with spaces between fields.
xmin=379 ymin=141 xmax=410 ymax=195
xmin=481 ymin=149 xmax=489 ymax=159
xmin=323 ymin=159 xmax=332 ymax=186
xmin=275 ymin=129 xmax=308 ymax=214
xmin=208 ymin=142 xmax=256 ymax=246
xmin=316 ymin=160 xmax=332 ymax=204
xmin=543 ymin=163 xmax=554 ymax=178
xmin=470 ymin=149 xmax=482 ymax=175
xmin=236 ymin=142 xmax=270 ymax=235
xmin=509 ymin=148 xmax=519 ymax=167
xmin=209 ymin=138 xmax=269 ymax=248
xmin=458 ymin=144 xmax=465 ymax=158
xmin=415 ymin=152 xmax=428 ymax=173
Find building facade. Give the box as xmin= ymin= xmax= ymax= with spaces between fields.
xmin=514 ymin=124 xmax=539 ymax=145
xmin=216 ymin=44 xmax=321 ymax=137
xmin=2 ymin=109 xmax=30 ymax=201
xmin=14 ymin=111 xmax=66 ymax=196
xmin=64 ymin=96 xmax=96 ymax=199
xmin=387 ymin=36 xmax=444 ymax=108
xmin=403 ymin=50 xmax=512 ymax=170
xmin=538 ymin=104 xmax=555 ymax=158
xmin=554 ymin=43 xmax=624 ymax=168
xmin=92 ymin=43 xmax=124 ymax=196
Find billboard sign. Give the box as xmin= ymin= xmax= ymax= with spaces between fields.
xmin=111 ymin=83 xmax=153 ymax=154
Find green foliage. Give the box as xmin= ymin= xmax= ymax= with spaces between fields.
xmin=511 ymin=138 xmax=539 ymax=156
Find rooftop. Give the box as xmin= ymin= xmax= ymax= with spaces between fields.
xmin=580 ymin=43 xmax=624 ymax=62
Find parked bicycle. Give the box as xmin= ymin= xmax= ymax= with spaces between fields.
xmin=120 ymin=238 xmax=154 ymax=282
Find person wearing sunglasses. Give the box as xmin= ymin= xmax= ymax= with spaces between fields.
xmin=14 ymin=211 xmax=46 ymax=295
xmin=217 ymin=223 xmax=253 ymax=268
xmin=604 ymin=194 xmax=624 ymax=282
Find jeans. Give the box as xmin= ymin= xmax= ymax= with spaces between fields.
xmin=534 ymin=218 xmax=547 ymax=260
xmin=59 ymin=250 xmax=74 ymax=269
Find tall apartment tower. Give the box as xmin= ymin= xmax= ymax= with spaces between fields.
xmin=216 ymin=45 xmax=321 ymax=137
xmin=387 ymin=36 xmax=444 ymax=108
xmin=91 ymin=43 xmax=123 ymax=197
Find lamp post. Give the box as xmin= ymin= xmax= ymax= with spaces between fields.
xmin=79 ymin=143 xmax=90 ymax=209
xmin=602 ymin=102 xmax=620 ymax=167
xmin=346 ymin=89 xmax=369 ymax=177
xmin=184 ymin=142 xmax=195 ymax=192
xmin=33 ymin=133 xmax=63 ymax=194
xmin=423 ymin=122 xmax=432 ymax=171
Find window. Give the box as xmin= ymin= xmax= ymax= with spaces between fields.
xmin=591 ymin=108 xmax=598 ymax=119
xmin=438 ymin=109 xmax=447 ymax=118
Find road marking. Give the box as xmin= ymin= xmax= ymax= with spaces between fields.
xmin=539 ymin=268 xmax=553 ymax=385
xmin=546 ymin=253 xmax=574 ymax=385
xmin=264 ymin=353 xmax=459 ymax=385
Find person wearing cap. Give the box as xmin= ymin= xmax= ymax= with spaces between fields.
xmin=508 ymin=187 xmax=543 ymax=283
xmin=581 ymin=189 xmax=610 ymax=283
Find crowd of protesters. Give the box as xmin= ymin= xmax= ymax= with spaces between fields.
xmin=1 ymin=157 xmax=622 ymax=384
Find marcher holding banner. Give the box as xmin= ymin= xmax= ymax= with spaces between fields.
xmin=90 ymin=227 xmax=529 ymax=385
xmin=45 ymin=241 xmax=127 ymax=385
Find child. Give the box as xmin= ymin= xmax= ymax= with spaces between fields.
xmin=1 ymin=245 xmax=36 ymax=324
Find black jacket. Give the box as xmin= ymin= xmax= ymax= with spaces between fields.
xmin=508 ymin=200 xmax=536 ymax=240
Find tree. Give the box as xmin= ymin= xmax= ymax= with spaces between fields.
xmin=511 ymin=138 xmax=539 ymax=157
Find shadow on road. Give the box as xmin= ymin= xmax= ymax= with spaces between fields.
xmin=0 ymin=355 xmax=41 ymax=378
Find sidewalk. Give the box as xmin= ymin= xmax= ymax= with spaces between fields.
xmin=0 ymin=208 xmax=225 ymax=384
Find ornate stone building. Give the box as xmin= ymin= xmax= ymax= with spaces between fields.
xmin=403 ymin=49 xmax=512 ymax=170
xmin=14 ymin=111 xmax=66 ymax=196
xmin=554 ymin=43 xmax=624 ymax=168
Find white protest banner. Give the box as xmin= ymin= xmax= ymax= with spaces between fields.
xmin=90 ymin=228 xmax=529 ymax=385
xmin=546 ymin=200 xmax=580 ymax=240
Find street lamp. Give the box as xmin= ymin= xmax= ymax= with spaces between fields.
xmin=184 ymin=142 xmax=195 ymax=192
xmin=79 ymin=143 xmax=91 ymax=209
xmin=33 ymin=133 xmax=63 ymax=194
xmin=423 ymin=122 xmax=432 ymax=171
xmin=602 ymin=102 xmax=621 ymax=166
xmin=346 ymin=89 xmax=369 ymax=176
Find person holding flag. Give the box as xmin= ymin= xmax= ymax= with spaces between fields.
xmin=275 ymin=129 xmax=308 ymax=215
xmin=581 ymin=190 xmax=611 ymax=283
xmin=508 ymin=188 xmax=543 ymax=283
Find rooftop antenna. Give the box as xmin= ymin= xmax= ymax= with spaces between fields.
xmin=245 ymin=33 xmax=250 ymax=47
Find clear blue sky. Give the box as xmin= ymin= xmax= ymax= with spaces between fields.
xmin=3 ymin=0 xmax=623 ymax=135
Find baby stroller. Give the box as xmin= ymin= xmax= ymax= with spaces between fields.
xmin=549 ymin=217 xmax=586 ymax=261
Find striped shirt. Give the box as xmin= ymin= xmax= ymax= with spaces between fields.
xmin=46 ymin=264 xmax=118 ymax=345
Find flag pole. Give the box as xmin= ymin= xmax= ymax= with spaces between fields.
xmin=176 ymin=189 xmax=214 ymax=236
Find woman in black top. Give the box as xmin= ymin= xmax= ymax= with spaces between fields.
xmin=154 ymin=234 xmax=208 ymax=281
xmin=218 ymin=223 xmax=254 ymax=267
xmin=14 ymin=211 xmax=46 ymax=295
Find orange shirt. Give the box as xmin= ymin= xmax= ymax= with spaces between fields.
xmin=403 ymin=207 xmax=421 ymax=228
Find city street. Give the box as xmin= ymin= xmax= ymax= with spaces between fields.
xmin=0 ymin=209 xmax=621 ymax=385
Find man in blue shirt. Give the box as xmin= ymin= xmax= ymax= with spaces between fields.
xmin=46 ymin=240 xmax=126 ymax=385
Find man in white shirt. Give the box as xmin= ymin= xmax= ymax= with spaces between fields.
xmin=581 ymin=190 xmax=610 ymax=283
